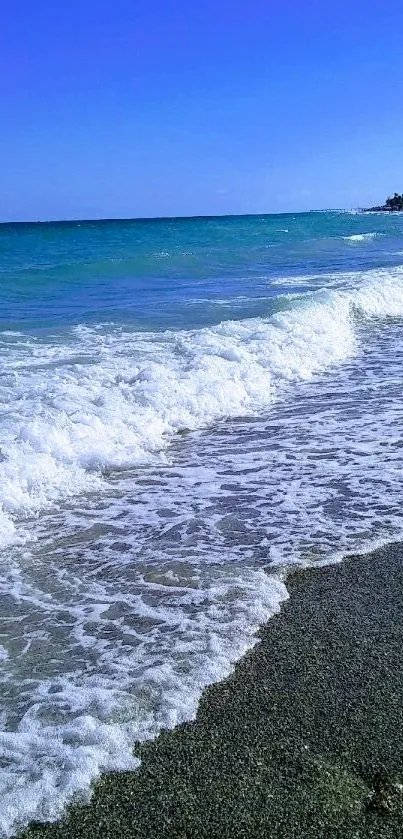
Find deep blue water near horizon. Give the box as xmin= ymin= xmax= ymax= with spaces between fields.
xmin=3 ymin=210 xmax=403 ymax=331
xmin=2 ymin=210 xmax=403 ymax=835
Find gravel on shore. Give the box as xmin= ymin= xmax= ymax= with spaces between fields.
xmin=20 ymin=543 xmax=403 ymax=839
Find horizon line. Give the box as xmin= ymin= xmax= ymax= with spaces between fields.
xmin=0 ymin=208 xmax=357 ymax=226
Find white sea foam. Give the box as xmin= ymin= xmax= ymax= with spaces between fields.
xmin=343 ymin=232 xmax=379 ymax=242
xmin=0 ymin=558 xmax=287 ymax=836
xmin=0 ymin=266 xmax=403 ymax=551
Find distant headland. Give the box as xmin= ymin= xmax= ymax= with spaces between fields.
xmin=367 ymin=192 xmax=403 ymax=212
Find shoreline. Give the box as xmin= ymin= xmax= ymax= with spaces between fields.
xmin=20 ymin=543 xmax=403 ymax=839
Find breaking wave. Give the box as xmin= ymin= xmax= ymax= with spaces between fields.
xmin=343 ymin=232 xmax=379 ymax=242
xmin=1 ymin=266 xmax=403 ymax=550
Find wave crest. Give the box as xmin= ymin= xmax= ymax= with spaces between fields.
xmin=1 ymin=267 xmax=403 ymax=548
xmin=343 ymin=232 xmax=379 ymax=242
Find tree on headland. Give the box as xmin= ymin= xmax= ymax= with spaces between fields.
xmin=368 ymin=193 xmax=403 ymax=211
xmin=385 ymin=193 xmax=403 ymax=211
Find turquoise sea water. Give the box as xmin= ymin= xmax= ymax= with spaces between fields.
xmin=2 ymin=211 xmax=403 ymax=834
xmin=3 ymin=211 xmax=403 ymax=331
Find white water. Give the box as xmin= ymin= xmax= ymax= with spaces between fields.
xmin=343 ymin=232 xmax=380 ymax=242
xmin=2 ymin=265 xmax=403 ymax=835
xmin=1 ymin=266 xmax=403 ymax=551
xmin=0 ymin=556 xmax=287 ymax=835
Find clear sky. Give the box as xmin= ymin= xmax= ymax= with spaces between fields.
xmin=1 ymin=0 xmax=403 ymax=221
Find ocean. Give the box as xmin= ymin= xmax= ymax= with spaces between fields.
xmin=1 ymin=210 xmax=403 ymax=835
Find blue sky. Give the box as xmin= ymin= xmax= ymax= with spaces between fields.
xmin=1 ymin=0 xmax=403 ymax=221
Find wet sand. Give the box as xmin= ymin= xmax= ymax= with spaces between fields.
xmin=21 ymin=543 xmax=403 ymax=839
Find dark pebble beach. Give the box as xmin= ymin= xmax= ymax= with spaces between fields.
xmin=20 ymin=543 xmax=403 ymax=839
